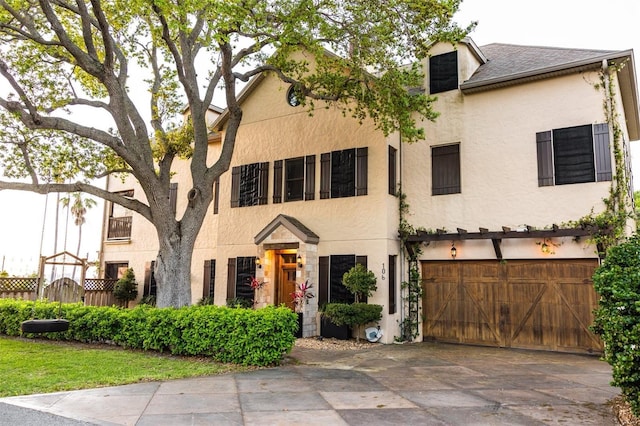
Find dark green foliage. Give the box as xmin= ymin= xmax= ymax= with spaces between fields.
xmin=226 ymin=297 xmax=253 ymax=309
xmin=342 ymin=264 xmax=377 ymax=303
xmin=113 ymin=268 xmax=138 ymax=303
xmin=0 ymin=299 xmax=296 ymax=366
xmin=197 ymin=297 xmax=215 ymax=306
xmin=592 ymin=234 xmax=640 ymax=415
xmin=138 ymin=295 xmax=156 ymax=306
xmin=322 ymin=303 xmax=383 ymax=328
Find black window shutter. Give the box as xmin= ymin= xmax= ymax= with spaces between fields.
xmin=536 ymin=131 xmax=554 ymax=186
xmin=330 ymin=255 xmax=356 ymax=304
xmin=319 ymin=256 xmax=329 ymax=308
xmin=144 ymin=261 xmax=156 ymax=296
xmin=594 ymin=123 xmax=612 ymax=182
xmin=149 ymin=261 xmax=156 ymax=296
xmin=432 ymin=144 xmax=461 ymax=195
xmin=213 ymin=177 xmax=219 ymax=214
xmin=231 ymin=166 xmax=240 ymax=207
xmin=553 ymin=125 xmax=595 ymax=185
xmin=235 ymin=257 xmax=256 ymax=302
xmin=226 ymin=258 xmax=236 ymax=301
xmin=429 ymin=51 xmax=458 ymax=94
xmin=305 ymin=155 xmax=316 ymax=200
xmin=356 ymin=147 xmax=368 ymax=196
xmin=388 ymin=255 xmax=397 ymax=314
xmin=273 ymin=160 xmax=283 ymax=204
xmin=331 ymin=149 xmax=355 ymax=198
xmin=143 ymin=262 xmax=152 ymax=296
xmin=258 ymin=162 xmax=269 ymax=205
xmin=169 ymin=183 xmax=178 ymax=215
xmin=355 ymin=255 xmax=368 ymax=303
xmin=320 ymin=152 xmax=331 ymax=199
xmin=203 ymin=259 xmax=212 ymax=299
xmin=388 ymin=146 xmax=397 ymax=195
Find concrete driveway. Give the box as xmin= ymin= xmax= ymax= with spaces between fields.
xmin=0 ymin=341 xmax=619 ymax=425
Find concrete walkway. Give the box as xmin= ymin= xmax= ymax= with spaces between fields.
xmin=0 ymin=342 xmax=619 ymax=425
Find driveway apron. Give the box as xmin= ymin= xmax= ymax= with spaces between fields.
xmin=0 ymin=342 xmax=620 ymax=425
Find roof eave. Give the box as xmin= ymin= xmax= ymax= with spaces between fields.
xmin=460 ymin=50 xmax=633 ymax=94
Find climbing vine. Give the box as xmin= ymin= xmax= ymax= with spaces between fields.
xmin=396 ymin=187 xmax=424 ymax=342
xmin=566 ymin=62 xmax=633 ymax=256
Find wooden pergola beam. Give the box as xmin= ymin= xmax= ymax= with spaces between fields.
xmin=406 ymin=227 xmax=593 ymax=243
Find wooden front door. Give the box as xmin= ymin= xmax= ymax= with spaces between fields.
xmin=278 ymin=268 xmax=297 ymax=310
xmin=276 ymin=253 xmax=298 ymax=310
xmin=421 ymin=259 xmax=602 ymax=353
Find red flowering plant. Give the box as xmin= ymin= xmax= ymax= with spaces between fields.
xmin=291 ymin=280 xmax=314 ymax=312
xmin=248 ymin=276 xmax=266 ymax=291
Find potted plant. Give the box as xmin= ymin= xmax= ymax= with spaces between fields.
xmin=322 ymin=264 xmax=382 ymax=341
xmin=291 ymin=280 xmax=313 ymax=338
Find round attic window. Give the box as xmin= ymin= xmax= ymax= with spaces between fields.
xmin=286 ymin=85 xmax=301 ymax=107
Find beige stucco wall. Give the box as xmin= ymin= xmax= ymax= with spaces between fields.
xmin=213 ymin=75 xmax=402 ymax=340
xmin=101 ymin=71 xmax=404 ymax=341
xmin=100 ymin=42 xmax=636 ymax=344
xmin=402 ymin=41 xmax=635 ymax=262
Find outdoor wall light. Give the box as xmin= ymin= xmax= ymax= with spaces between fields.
xmin=537 ymin=238 xmax=558 ymax=255
xmin=297 ymin=254 xmax=303 ymax=268
xmin=255 ymin=257 xmax=262 ymax=268
xmin=450 ymin=243 xmax=457 ymax=259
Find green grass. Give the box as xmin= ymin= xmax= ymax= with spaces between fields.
xmin=0 ymin=336 xmax=250 ymax=397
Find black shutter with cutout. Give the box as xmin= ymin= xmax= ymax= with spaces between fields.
xmin=273 ymin=160 xmax=283 ymax=203
xmin=320 ymin=153 xmax=331 ymax=199
xmin=594 ymin=123 xmax=612 ymax=182
xmin=536 ymin=131 xmax=554 ymax=186
xmin=305 ymin=155 xmax=315 ymax=200
xmin=356 ymin=147 xmax=368 ymax=196
xmin=231 ymin=167 xmax=240 ymax=207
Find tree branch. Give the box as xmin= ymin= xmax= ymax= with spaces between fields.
xmin=0 ymin=180 xmax=152 ymax=221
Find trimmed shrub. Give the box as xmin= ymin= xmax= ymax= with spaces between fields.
xmin=323 ymin=303 xmax=383 ymax=328
xmin=592 ymin=234 xmax=640 ymax=415
xmin=342 ymin=264 xmax=377 ymax=303
xmin=113 ymin=268 xmax=138 ymax=303
xmin=0 ymin=299 xmax=297 ymax=366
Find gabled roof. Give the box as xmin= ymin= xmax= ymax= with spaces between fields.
xmin=254 ymin=214 xmax=320 ymax=245
xmin=461 ymin=43 xmax=640 ymax=139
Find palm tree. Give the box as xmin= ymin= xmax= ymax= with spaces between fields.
xmin=60 ymin=193 xmax=97 ymax=280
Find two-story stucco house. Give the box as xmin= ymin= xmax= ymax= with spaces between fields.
xmin=100 ymin=38 xmax=639 ymax=352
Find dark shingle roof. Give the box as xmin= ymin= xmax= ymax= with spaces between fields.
xmin=461 ymin=43 xmax=623 ymax=93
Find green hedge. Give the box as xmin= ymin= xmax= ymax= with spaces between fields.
xmin=322 ymin=303 xmax=382 ymax=327
xmin=592 ymin=234 xmax=640 ymax=415
xmin=0 ymin=299 xmax=297 ymax=366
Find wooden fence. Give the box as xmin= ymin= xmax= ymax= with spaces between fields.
xmin=0 ymin=277 xmax=38 ymax=301
xmin=0 ymin=277 xmax=121 ymax=307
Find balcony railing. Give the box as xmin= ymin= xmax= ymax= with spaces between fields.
xmin=107 ymin=216 xmax=132 ymax=240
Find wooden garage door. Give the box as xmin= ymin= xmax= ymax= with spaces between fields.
xmin=421 ymin=259 xmax=602 ymax=353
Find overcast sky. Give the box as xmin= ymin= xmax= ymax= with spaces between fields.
xmin=0 ymin=0 xmax=639 ymax=275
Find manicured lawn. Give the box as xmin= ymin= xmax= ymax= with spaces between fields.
xmin=0 ymin=336 xmax=250 ymax=397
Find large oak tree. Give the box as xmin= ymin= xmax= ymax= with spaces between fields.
xmin=0 ymin=0 xmax=471 ymax=307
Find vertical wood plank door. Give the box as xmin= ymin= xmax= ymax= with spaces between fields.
xmin=421 ymin=259 xmax=602 ymax=354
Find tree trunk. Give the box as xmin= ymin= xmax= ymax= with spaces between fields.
xmin=154 ymin=229 xmax=196 ymax=308
xmin=151 ymin=186 xmax=211 ymax=308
